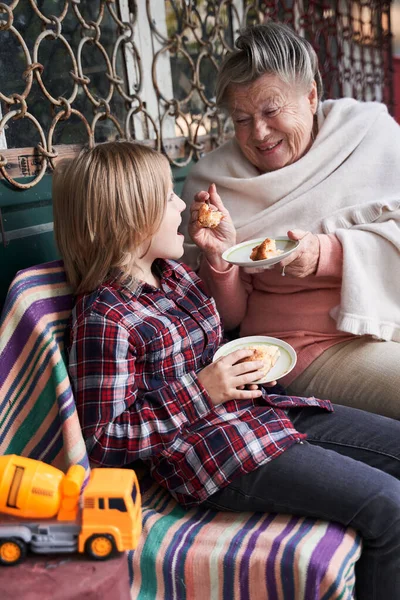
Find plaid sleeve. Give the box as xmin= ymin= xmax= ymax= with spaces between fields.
xmin=69 ymin=312 xmax=214 ymax=466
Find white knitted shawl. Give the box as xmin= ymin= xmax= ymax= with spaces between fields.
xmin=182 ymin=98 xmax=400 ymax=341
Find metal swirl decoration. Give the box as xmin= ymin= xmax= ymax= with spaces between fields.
xmin=0 ymin=0 xmax=393 ymax=189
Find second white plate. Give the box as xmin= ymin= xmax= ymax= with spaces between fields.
xmin=222 ymin=236 xmax=299 ymax=269
xmin=213 ymin=335 xmax=297 ymax=383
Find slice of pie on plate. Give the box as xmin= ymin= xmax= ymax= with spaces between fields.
xmin=250 ymin=238 xmax=283 ymax=261
xmin=236 ymin=345 xmax=280 ymax=378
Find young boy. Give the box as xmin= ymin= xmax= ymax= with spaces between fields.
xmin=53 ymin=141 xmax=400 ymax=598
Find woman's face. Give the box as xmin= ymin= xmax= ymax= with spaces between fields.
xmin=228 ymin=73 xmax=318 ymax=173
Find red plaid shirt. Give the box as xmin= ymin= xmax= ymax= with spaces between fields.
xmin=68 ymin=260 xmax=332 ymax=507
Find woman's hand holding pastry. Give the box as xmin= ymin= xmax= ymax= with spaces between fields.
xmin=189 ymin=183 xmax=236 ymax=271
xmin=277 ymin=229 xmax=320 ymax=278
xmin=197 ymin=349 xmax=265 ymax=406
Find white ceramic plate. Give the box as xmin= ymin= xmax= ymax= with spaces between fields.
xmin=222 ymin=236 xmax=299 ymax=270
xmin=213 ymin=335 xmax=297 ymax=383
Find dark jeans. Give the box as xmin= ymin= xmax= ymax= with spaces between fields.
xmin=201 ymin=405 xmax=400 ymax=600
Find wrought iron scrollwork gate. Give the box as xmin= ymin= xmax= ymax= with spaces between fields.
xmin=0 ymin=1 xmax=393 ymax=189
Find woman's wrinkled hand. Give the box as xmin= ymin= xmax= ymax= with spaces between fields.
xmin=197 ymin=348 xmax=266 ymax=406
xmin=276 ymin=229 xmax=320 ymax=278
xmin=188 ymin=183 xmax=236 ymax=269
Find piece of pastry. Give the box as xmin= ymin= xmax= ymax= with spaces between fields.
xmin=198 ymin=202 xmax=224 ymax=229
xmin=236 ymin=345 xmax=280 ymax=379
xmin=250 ymin=237 xmax=283 ymax=261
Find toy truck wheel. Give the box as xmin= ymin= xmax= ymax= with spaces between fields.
xmin=85 ymin=534 xmax=116 ymax=560
xmin=0 ymin=538 xmax=27 ymax=566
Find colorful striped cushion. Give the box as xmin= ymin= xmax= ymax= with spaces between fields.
xmin=0 ymin=261 xmax=361 ymax=599
xmin=130 ymin=477 xmax=360 ymax=600
xmin=0 ymin=260 xmax=88 ymax=472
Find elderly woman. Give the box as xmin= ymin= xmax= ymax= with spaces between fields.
xmin=183 ymin=21 xmax=400 ymax=419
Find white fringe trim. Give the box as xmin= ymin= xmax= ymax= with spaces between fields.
xmin=330 ymin=306 xmax=400 ymax=342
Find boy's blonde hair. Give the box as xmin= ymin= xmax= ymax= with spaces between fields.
xmin=52 ymin=141 xmax=170 ymax=294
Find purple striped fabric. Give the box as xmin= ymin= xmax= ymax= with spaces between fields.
xmin=0 ymin=261 xmax=361 ymax=598
xmin=128 ymin=476 xmax=361 ymax=599
xmin=0 ymin=260 xmax=89 ymax=471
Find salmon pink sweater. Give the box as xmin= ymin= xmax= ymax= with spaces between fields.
xmin=199 ymin=233 xmax=355 ymax=385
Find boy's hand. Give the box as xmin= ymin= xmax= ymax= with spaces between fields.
xmin=188 ymin=183 xmax=236 ymax=271
xmin=198 ymin=348 xmax=266 ymax=406
xmin=237 ymin=381 xmax=277 ymax=391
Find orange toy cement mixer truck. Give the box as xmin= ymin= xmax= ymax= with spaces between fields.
xmin=0 ymin=455 xmax=142 ymax=566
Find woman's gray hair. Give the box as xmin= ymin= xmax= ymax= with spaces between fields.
xmin=216 ymin=21 xmax=323 ymax=109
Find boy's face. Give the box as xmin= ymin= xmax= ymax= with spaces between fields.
xmin=149 ymin=185 xmax=186 ymax=261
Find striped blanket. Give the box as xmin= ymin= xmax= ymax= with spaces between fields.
xmin=0 ymin=261 xmax=361 ymax=599
xmin=130 ymin=477 xmax=361 ymax=600
xmin=0 ymin=260 xmax=88 ymax=472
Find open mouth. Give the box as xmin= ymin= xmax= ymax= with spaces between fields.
xmin=258 ymin=140 xmax=282 ymax=152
